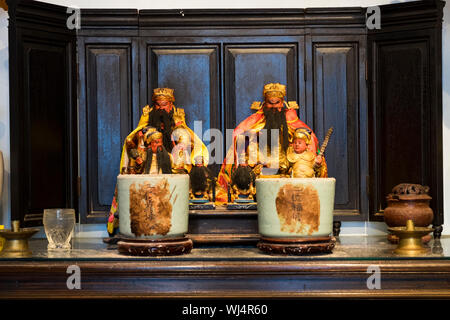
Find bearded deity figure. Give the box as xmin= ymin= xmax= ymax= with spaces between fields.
xmin=216 ymin=83 xmax=328 ymax=204
xmin=107 ymin=88 xmax=209 ymax=235
xmin=120 ymin=88 xmax=209 ymax=174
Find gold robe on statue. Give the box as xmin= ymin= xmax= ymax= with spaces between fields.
xmin=107 ymin=105 xmax=209 ymax=235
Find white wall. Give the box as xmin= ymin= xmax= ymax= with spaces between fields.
xmin=0 ymin=0 xmax=448 ymax=237
xmin=443 ymin=0 xmax=450 ymax=237
xmin=0 ymin=8 xmax=9 ymax=230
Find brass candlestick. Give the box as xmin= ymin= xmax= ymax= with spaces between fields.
xmin=0 ymin=220 xmax=39 ymax=258
xmin=388 ymin=220 xmax=433 ymax=256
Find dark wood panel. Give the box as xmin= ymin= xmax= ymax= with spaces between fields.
xmin=25 ymin=44 xmax=68 ymax=212
xmin=137 ymin=8 xmax=366 ymax=29
xmin=78 ymin=9 xmax=138 ymax=29
xmin=379 ymin=42 xmax=428 ymax=202
xmin=313 ymin=44 xmax=358 ymax=209
xmin=307 ymin=36 xmax=368 ymax=220
xmin=188 ymin=210 xmax=257 ymax=234
xmin=144 ymin=45 xmax=221 ymax=173
xmin=10 ymin=35 xmax=77 ymax=226
xmin=8 ymin=0 xmax=76 ymax=35
xmin=367 ymin=2 xmax=444 ymax=232
xmin=78 ymin=38 xmax=139 ymax=223
xmin=369 ymin=37 xmax=438 ymax=220
xmin=1 ymin=256 xmax=450 ymax=299
xmin=146 ymin=46 xmax=220 ymax=134
xmin=372 ymin=0 xmax=445 ymax=32
xmin=86 ymin=46 xmax=131 ymax=215
xmin=8 ymin=0 xmax=78 ymax=227
xmin=224 ymin=44 xmax=298 ymax=130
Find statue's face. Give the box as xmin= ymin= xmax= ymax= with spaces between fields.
xmin=154 ymin=98 xmax=173 ymax=113
xmin=150 ymin=138 xmax=163 ymax=153
xmin=264 ymin=97 xmax=283 ymax=111
xmin=293 ymin=138 xmax=307 ymax=154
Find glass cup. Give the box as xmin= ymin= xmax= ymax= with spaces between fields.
xmin=43 ymin=209 xmax=76 ymax=250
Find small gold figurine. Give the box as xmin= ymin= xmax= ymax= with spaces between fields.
xmin=287 ymin=128 xmax=325 ymax=178
xmin=126 ymin=127 xmax=172 ymax=174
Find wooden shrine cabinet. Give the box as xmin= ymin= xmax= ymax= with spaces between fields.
xmin=7 ymin=1 xmax=444 ymax=236
xmin=7 ymin=1 xmax=78 ymax=225
xmin=367 ymin=2 xmax=445 ymax=236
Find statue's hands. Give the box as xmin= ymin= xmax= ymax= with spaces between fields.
xmin=142 ymin=105 xmax=151 ymax=116
xmin=173 ymin=108 xmax=186 ymax=124
xmin=253 ymin=164 xmax=263 ymax=175
xmin=314 ymin=155 xmax=323 ymax=167
xmin=129 ymin=149 xmax=139 ymax=159
xmin=264 ymin=159 xmax=279 ymax=170
xmin=135 ymin=157 xmax=143 ymax=165
xmin=172 ymin=143 xmax=187 ymax=167
xmin=176 ymin=142 xmax=186 ymax=152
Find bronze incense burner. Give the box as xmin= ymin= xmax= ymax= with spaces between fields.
xmin=384 ymin=183 xmax=433 ymax=243
xmin=0 ymin=221 xmax=39 ymax=258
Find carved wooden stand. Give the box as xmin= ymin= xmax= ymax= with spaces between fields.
xmin=117 ymin=237 xmax=193 ymax=256
xmin=257 ymin=236 xmax=336 ymax=255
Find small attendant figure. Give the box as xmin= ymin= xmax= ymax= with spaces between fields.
xmin=125 ymin=126 xmax=153 ymax=174
xmin=287 ymin=128 xmax=326 ymax=178
xmin=142 ymin=130 xmax=173 ymax=174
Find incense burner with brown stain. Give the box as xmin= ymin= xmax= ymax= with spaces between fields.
xmin=256 ymin=178 xmax=336 ymax=238
xmin=117 ymin=174 xmax=189 ymax=239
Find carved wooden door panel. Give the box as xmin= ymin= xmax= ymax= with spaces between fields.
xmin=143 ymin=45 xmax=220 ymax=140
xmin=368 ymin=28 xmax=443 ymax=231
xmin=78 ymin=37 xmax=139 ymax=223
xmin=140 ymin=44 xmax=221 ymax=174
xmin=306 ymin=35 xmax=369 ymax=221
xmin=223 ymin=44 xmax=302 ymax=129
xmin=9 ymin=27 xmax=77 ymax=227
